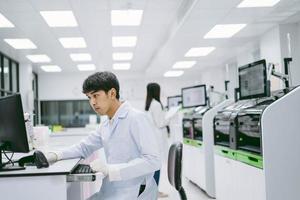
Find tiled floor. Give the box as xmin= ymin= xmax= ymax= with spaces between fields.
xmin=158 ymin=163 xmax=213 ymax=200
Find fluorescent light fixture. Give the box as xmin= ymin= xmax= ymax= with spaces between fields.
xmin=185 ymin=47 xmax=216 ymax=57
xmin=0 ymin=13 xmax=14 ymax=27
xmin=204 ymin=24 xmax=247 ymax=39
xmin=238 ymin=0 xmax=281 ymax=7
xmin=164 ymin=70 xmax=184 ymax=77
xmin=113 ymin=63 xmax=131 ymax=70
xmin=59 ymin=37 xmax=86 ymax=48
xmin=70 ymin=53 xmax=92 ymax=61
xmin=172 ymin=61 xmax=196 ymax=69
xmin=112 ymin=36 xmax=137 ymax=47
xmin=40 ymin=11 xmax=78 ymax=27
xmin=77 ymin=64 xmax=96 ymax=71
xmin=4 ymin=38 xmax=37 ymax=49
xmin=26 ymin=54 xmax=51 ymax=63
xmin=41 ymin=65 xmax=62 ymax=72
xmin=111 ymin=10 xmax=143 ymax=26
xmin=112 ymin=52 xmax=133 ymax=61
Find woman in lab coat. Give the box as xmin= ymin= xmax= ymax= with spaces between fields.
xmin=145 ymin=83 xmax=169 ymax=198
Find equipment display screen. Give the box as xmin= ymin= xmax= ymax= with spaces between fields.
xmin=239 ymin=60 xmax=268 ymax=100
xmin=167 ymin=95 xmax=182 ymax=108
xmin=182 ymin=85 xmax=207 ymax=108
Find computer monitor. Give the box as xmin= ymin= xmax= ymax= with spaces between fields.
xmin=167 ymin=95 xmax=182 ymax=109
xmin=238 ymin=59 xmax=268 ymax=100
xmin=0 ymin=94 xmax=29 ymax=171
xmin=181 ymin=85 xmax=207 ymax=108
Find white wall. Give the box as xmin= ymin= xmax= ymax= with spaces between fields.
xmin=38 ymin=72 xmax=200 ymax=111
xmin=259 ymin=23 xmax=300 ymax=89
xmin=227 ymin=62 xmax=238 ymax=100
xmin=38 ymin=73 xmax=88 ymax=101
xmin=19 ymin=63 xmax=34 ymax=114
xmin=237 ymin=51 xmax=256 ymax=67
xmin=294 ymin=22 xmax=300 ymax=85
xmin=260 ymin=25 xmax=283 ymax=90
xmin=200 ymin=67 xmax=226 ymax=92
xmin=279 ymin=23 xmax=300 ymax=86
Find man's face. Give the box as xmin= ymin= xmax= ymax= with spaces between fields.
xmin=86 ymin=90 xmax=113 ymax=115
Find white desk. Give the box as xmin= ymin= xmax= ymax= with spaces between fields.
xmin=0 ymin=159 xmax=80 ymax=200
xmin=0 ymin=128 xmax=104 ymax=200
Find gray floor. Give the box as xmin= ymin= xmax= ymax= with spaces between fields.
xmin=158 ymin=163 xmax=213 ymax=200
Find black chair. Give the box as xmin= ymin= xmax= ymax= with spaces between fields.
xmin=168 ymin=142 xmax=187 ymax=200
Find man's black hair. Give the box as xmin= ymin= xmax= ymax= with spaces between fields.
xmin=82 ymin=71 xmax=120 ymax=99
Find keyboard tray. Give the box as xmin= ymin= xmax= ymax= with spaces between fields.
xmin=67 ymin=173 xmax=96 ymax=182
xmin=67 ymin=164 xmax=96 ymax=182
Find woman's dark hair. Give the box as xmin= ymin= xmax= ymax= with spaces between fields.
xmin=82 ymin=71 xmax=120 ymax=99
xmin=145 ymin=82 xmax=163 ymax=111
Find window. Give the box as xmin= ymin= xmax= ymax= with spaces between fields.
xmin=3 ymin=57 xmax=9 ymax=92
xmin=0 ymin=52 xmax=19 ymax=96
xmin=11 ymin=61 xmax=19 ymax=93
xmin=32 ymin=72 xmax=39 ymax=125
xmin=41 ymin=100 xmax=100 ymax=127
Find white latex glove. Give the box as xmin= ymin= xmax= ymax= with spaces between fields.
xmin=45 ymin=152 xmax=59 ymax=164
xmin=89 ymin=159 xmax=108 ymax=176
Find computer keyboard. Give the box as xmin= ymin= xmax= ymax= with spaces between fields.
xmin=72 ymin=164 xmax=94 ymax=174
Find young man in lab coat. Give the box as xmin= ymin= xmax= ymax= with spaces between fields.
xmin=49 ymin=71 xmax=161 ymax=200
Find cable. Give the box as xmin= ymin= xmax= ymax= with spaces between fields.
xmin=2 ymin=150 xmax=14 ymax=166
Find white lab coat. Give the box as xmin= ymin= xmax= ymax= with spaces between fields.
xmin=60 ymin=102 xmax=161 ymax=200
xmin=147 ymin=100 xmax=169 ymax=161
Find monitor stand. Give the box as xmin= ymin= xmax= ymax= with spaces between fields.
xmin=0 ymin=142 xmax=25 ymax=172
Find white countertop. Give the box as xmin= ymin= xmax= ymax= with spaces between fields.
xmin=0 ymin=158 xmax=80 ymax=177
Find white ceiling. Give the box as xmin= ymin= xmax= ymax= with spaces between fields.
xmin=0 ymin=0 xmax=300 ymax=78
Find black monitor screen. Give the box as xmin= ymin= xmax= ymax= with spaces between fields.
xmin=167 ymin=95 xmax=182 ymax=108
xmin=239 ymin=59 xmax=268 ymax=100
xmin=0 ymin=94 xmax=29 ymax=153
xmin=182 ymin=85 xmax=207 ymax=108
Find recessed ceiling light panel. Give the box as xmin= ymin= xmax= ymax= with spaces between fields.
xmin=40 ymin=11 xmax=78 ymax=27
xmin=0 ymin=13 xmax=14 ymax=28
xmin=77 ymin=64 xmax=96 ymax=71
xmin=59 ymin=37 xmax=86 ymax=48
xmin=113 ymin=63 xmax=131 ymax=70
xmin=172 ymin=61 xmax=196 ymax=69
xmin=164 ymin=70 xmax=184 ymax=77
xmin=204 ymin=24 xmax=247 ymax=39
xmin=27 ymin=55 xmax=51 ymax=63
xmin=41 ymin=65 xmax=62 ymax=72
xmin=185 ymin=47 xmax=216 ymax=57
xmin=4 ymin=38 xmax=37 ymax=49
xmin=238 ymin=0 xmax=281 ymax=7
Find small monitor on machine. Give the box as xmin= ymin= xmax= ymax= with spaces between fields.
xmin=181 ymin=85 xmax=207 ymax=108
xmin=238 ymin=59 xmax=268 ymax=100
xmin=167 ymin=95 xmax=182 ymax=109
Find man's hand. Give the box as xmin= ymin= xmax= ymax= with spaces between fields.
xmin=45 ymin=152 xmax=59 ymax=164
xmin=89 ymin=159 xmax=108 ymax=176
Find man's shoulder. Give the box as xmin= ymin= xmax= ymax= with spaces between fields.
xmin=121 ymin=102 xmax=148 ymax=121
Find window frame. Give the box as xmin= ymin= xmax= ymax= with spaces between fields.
xmin=0 ymin=51 xmax=19 ymax=97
